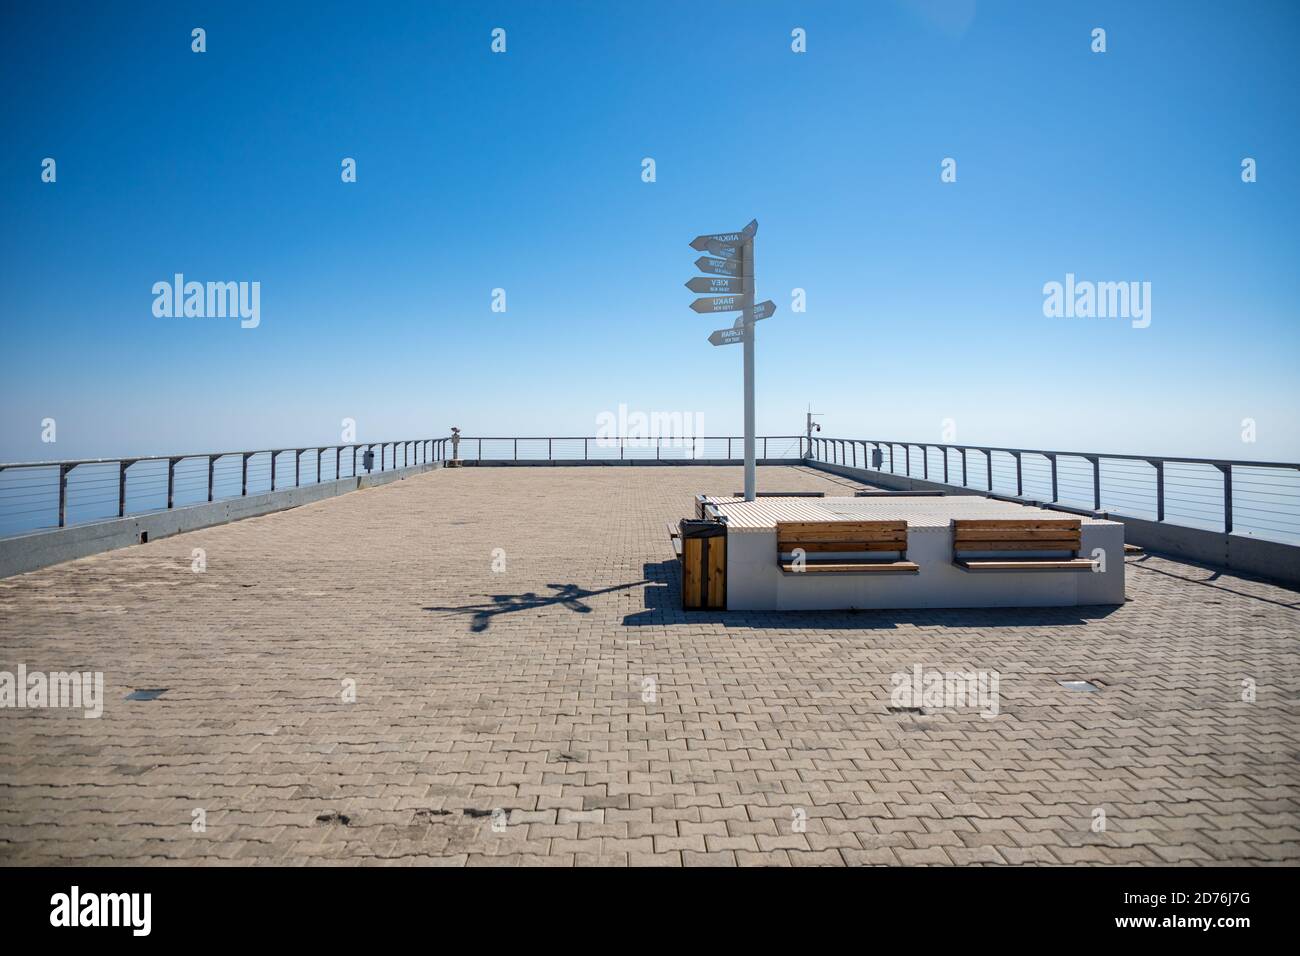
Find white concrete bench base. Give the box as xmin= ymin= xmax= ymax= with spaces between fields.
xmin=708 ymin=496 xmax=1125 ymax=610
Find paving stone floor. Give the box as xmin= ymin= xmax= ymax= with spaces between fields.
xmin=1 ymin=465 xmax=1296 ymax=865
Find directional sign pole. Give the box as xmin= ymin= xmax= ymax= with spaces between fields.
xmin=688 ymin=218 xmax=762 ymax=501
xmin=741 ymin=237 xmax=756 ymax=501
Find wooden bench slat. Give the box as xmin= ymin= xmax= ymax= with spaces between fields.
xmin=951 ymin=519 xmax=1082 ymax=530
xmin=780 ymin=540 xmax=906 ymax=553
xmin=953 ymin=528 xmax=1081 ymax=542
xmin=956 ymin=558 xmax=1095 ymax=572
xmin=776 ymin=520 xmax=906 ymax=534
xmin=780 ymin=526 xmax=906 ymax=539
xmin=952 ymin=539 xmax=1081 ymax=552
xmin=779 ymin=560 xmax=919 ymax=574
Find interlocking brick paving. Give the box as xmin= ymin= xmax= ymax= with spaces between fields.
xmin=1 ymin=465 xmax=1297 ymax=866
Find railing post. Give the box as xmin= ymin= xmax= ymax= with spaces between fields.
xmin=514 ymin=438 xmax=518 ymax=461
xmin=295 ymin=449 xmax=301 ymax=486
xmin=1048 ymin=454 xmax=1057 ymax=503
xmin=942 ymin=447 xmax=948 ymax=484
xmin=1219 ymin=463 xmax=1233 ymax=533
xmin=271 ymin=451 xmax=277 ymax=490
xmin=764 ymin=436 xmax=768 ymax=459
xmin=583 ymin=438 xmax=588 ymax=460
xmin=960 ymin=447 xmax=967 ymax=486
xmin=118 ymin=460 xmax=130 ymax=517
xmin=352 ymin=446 xmax=357 ymax=475
xmin=335 ymin=446 xmax=341 ymax=479
xmin=986 ymin=450 xmax=993 ymax=492
xmin=207 ymin=455 xmax=216 ymax=502
xmin=167 ymin=457 xmax=178 ymax=509
xmin=905 ymin=445 xmax=911 ymax=476
xmin=1089 ymin=456 xmax=1101 ymax=511
xmin=657 ymin=437 xmax=661 ymax=460
xmin=58 ymin=463 xmax=71 ymax=527
xmin=620 ymin=437 xmax=624 ymax=460
xmin=889 ymin=444 xmax=894 ymax=472
xmin=242 ymin=453 xmax=251 ymax=495
xmin=1152 ymin=460 xmax=1164 ymax=521
xmin=1013 ymin=451 xmax=1022 ymax=497
xmin=316 ymin=448 xmax=323 ymax=482
xmin=477 ymin=439 xmax=482 ymax=462
xmin=549 ymin=438 xmax=553 ymax=461
xmin=922 ymin=444 xmax=928 ymax=480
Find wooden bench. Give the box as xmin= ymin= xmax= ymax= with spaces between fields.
xmin=951 ymin=518 xmax=1095 ymax=571
xmin=776 ymin=521 xmax=918 ymax=574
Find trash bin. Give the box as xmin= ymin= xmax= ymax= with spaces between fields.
xmin=679 ymin=519 xmax=727 ymax=610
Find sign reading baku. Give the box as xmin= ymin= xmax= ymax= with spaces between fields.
xmin=690 ymin=295 xmax=747 ymax=314
xmin=684 ymin=218 xmax=773 ymax=501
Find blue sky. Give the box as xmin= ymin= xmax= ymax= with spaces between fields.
xmin=2 ymin=0 xmax=1297 ymax=461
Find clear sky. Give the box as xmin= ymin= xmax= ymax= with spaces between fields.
xmin=2 ymin=0 xmax=1297 ymax=462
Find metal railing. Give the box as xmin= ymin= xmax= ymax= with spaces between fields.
xmin=454 ymin=435 xmax=806 ymax=463
xmin=808 ymin=438 xmax=1300 ymax=543
xmin=0 ymin=435 xmax=809 ymax=539
xmin=0 ymin=439 xmax=450 ymax=539
xmin=15 ymin=432 xmax=1291 ymax=545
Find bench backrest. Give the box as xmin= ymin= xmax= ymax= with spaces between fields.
xmin=776 ymin=520 xmax=908 ymax=554
xmin=951 ymin=519 xmax=1082 ymax=554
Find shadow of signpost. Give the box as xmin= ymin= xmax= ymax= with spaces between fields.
xmin=423 ymin=580 xmax=649 ymax=633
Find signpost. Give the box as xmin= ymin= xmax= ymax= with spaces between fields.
xmin=685 ymin=218 xmax=773 ymax=501
xmin=694 ymin=255 xmax=742 ymax=276
xmin=709 ymin=327 xmax=747 ymax=346
xmin=685 ymin=276 xmax=750 ymax=295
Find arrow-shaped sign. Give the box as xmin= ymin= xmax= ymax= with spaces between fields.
xmin=689 ymin=218 xmax=758 ymax=251
xmin=694 ymin=255 xmax=742 ymax=277
xmin=705 ymin=239 xmax=740 ymax=259
xmin=691 ymin=295 xmax=746 ymax=314
xmin=729 ymin=301 xmax=776 ymax=327
xmin=709 ymin=327 xmax=748 ymax=346
xmin=685 ymin=275 xmax=751 ymax=294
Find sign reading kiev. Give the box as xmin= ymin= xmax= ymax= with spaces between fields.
xmin=684 ymin=218 xmax=772 ymax=502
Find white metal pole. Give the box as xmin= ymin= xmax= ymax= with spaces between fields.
xmin=743 ymin=237 xmax=756 ymax=501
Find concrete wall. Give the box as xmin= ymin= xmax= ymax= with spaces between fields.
xmin=809 ymin=459 xmax=1300 ymax=588
xmin=726 ymin=524 xmax=1124 ymax=610
xmin=0 ymin=462 xmax=442 ymax=579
